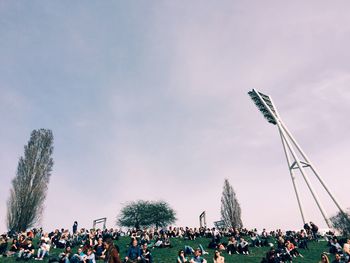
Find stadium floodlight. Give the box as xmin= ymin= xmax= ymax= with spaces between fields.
xmin=248 ymin=89 xmax=346 ymax=228
xmin=248 ymin=90 xmax=277 ymax=125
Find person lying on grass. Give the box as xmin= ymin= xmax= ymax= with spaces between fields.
xmin=177 ymin=249 xmax=188 ymax=263
xmin=190 ymin=249 xmax=207 ymax=263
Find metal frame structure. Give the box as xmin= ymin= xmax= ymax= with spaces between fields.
xmin=248 ymin=89 xmax=345 ymax=227
xmin=214 ymin=220 xmax=226 ymax=229
xmin=93 ymin=217 xmax=107 ymax=230
xmin=199 ymin=211 xmax=207 ymax=228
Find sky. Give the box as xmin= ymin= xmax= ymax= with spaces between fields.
xmin=1 ymin=1 xmax=350 ymax=233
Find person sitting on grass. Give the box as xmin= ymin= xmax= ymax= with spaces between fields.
xmin=17 ymin=238 xmax=35 ymax=261
xmin=213 ymin=250 xmax=224 ymax=263
xmin=285 ymin=240 xmax=303 ymax=258
xmin=70 ymin=246 xmax=87 ymax=263
xmin=154 ymin=234 xmax=171 ymax=248
xmin=140 ymin=232 xmax=150 ymax=245
xmin=332 ymin=253 xmax=344 ymax=263
xmin=261 ymin=229 xmax=269 ymax=247
xmin=88 ymin=232 xmax=98 ymax=248
xmin=330 ymin=238 xmax=343 ymax=255
xmin=185 ymin=228 xmax=196 ymax=241
xmin=86 ymin=247 xmax=96 ymax=263
xmin=125 ymin=238 xmax=141 ymax=263
xmin=190 ymin=249 xmax=207 ymax=263
xmin=94 ymin=237 xmax=105 ymax=259
xmin=184 ymin=245 xmax=195 ymax=257
xmin=177 ymin=250 xmax=188 ymax=263
xmin=36 ymin=238 xmax=49 ymax=260
xmin=278 ymin=247 xmax=293 ymax=263
xmin=250 ymin=232 xmax=262 ymax=247
xmin=298 ymin=230 xmax=309 ymax=250
xmin=154 ymin=237 xmax=162 ymax=248
xmin=226 ymin=236 xmax=238 ymax=255
xmin=277 ymin=236 xmax=285 ymax=250
xmin=319 ymin=253 xmax=330 ymax=263
xmin=0 ymin=235 xmax=8 ymax=256
xmin=262 ymin=247 xmax=280 ymax=263
xmin=238 ymin=237 xmax=249 ymax=255
xmin=140 ymin=243 xmax=152 ymax=263
xmin=102 ymin=238 xmax=121 ymax=263
xmin=57 ymin=234 xmax=67 ymax=249
xmin=58 ymin=246 xmax=73 ymax=263
xmin=18 ymin=235 xmax=27 ymax=252
xmin=208 ymin=236 xmax=218 ymax=250
xmin=343 ymin=239 xmax=350 ymax=262
xmin=217 ymin=243 xmax=225 ymax=252
xmin=184 ymin=244 xmax=209 ymax=257
xmin=6 ymin=237 xmax=20 ymax=257
xmin=161 ymin=234 xmax=172 ymax=248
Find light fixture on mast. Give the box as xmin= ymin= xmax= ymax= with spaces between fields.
xmin=248 ymin=89 xmax=345 ymax=228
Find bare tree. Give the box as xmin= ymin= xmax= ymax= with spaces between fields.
xmin=220 ymin=178 xmax=243 ymax=228
xmin=7 ymin=129 xmax=54 ymax=232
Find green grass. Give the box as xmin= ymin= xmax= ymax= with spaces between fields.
xmin=1 ymin=236 xmax=332 ymax=263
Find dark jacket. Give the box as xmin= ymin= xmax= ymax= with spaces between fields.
xmin=127 ymin=245 xmax=141 ymax=260
xmin=105 ymin=246 xmax=121 ymax=263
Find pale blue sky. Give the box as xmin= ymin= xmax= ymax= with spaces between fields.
xmin=1 ymin=1 xmax=350 ymax=233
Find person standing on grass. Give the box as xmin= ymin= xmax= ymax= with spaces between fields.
xmin=73 ymin=221 xmax=78 ymax=235
xmin=310 ymin=222 xmax=319 ymax=241
xmin=213 ymin=250 xmax=224 ymax=263
xmin=303 ymin=223 xmax=311 ymax=235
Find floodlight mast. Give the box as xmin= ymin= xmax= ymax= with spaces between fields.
xmin=248 ymin=89 xmax=345 ymax=228
xmin=278 ymin=128 xmax=306 ymax=224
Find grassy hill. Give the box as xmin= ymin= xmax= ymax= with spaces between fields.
xmin=1 ymin=236 xmax=331 ymax=263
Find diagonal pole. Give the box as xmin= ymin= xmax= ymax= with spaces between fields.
xmin=249 ymin=89 xmax=346 ymax=228
xmin=278 ymin=127 xmax=306 ymax=225
xmin=278 ymin=120 xmax=346 ymax=216
xmin=278 ymin=123 xmax=331 ymax=228
xmin=255 ymin=93 xmax=332 ymax=228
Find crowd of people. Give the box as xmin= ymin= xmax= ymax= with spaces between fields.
xmin=0 ymin=221 xmax=349 ymax=263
